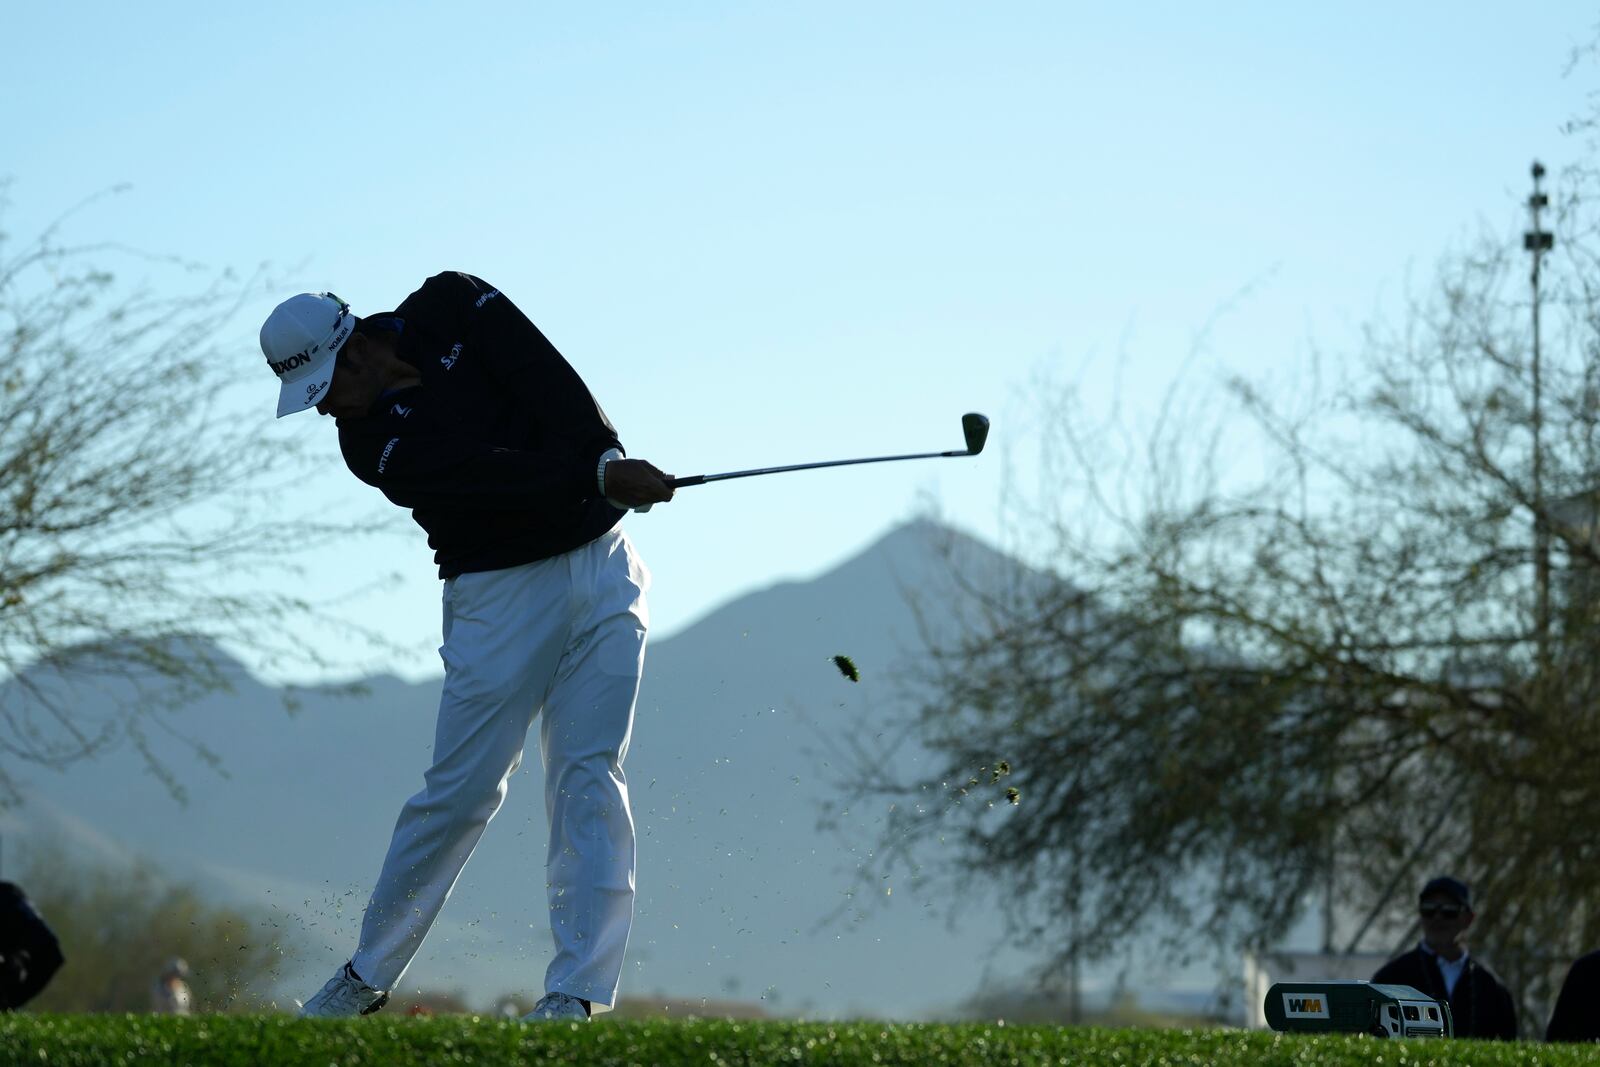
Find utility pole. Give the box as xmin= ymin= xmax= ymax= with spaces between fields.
xmin=1525 ymin=160 xmax=1554 ymax=667
xmin=1321 ymin=760 xmax=1335 ymax=953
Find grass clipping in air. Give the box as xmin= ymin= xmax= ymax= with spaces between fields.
xmin=953 ymin=761 xmax=1020 ymax=806
xmin=832 ymin=654 xmax=860 ymax=682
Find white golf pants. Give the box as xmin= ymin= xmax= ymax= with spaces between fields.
xmin=351 ymin=526 xmax=648 ymax=1012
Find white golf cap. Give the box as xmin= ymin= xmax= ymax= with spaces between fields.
xmin=259 ymin=292 xmax=356 ymax=417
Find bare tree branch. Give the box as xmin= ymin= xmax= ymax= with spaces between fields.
xmin=0 ymin=187 xmax=399 ymax=804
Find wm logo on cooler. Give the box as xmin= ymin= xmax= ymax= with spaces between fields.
xmin=1283 ymin=993 xmax=1329 ymax=1019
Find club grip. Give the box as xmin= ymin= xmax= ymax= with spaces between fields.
xmin=668 ymin=474 xmax=706 ymax=488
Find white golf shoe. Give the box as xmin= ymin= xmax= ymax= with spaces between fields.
xmin=522 ymin=992 xmax=591 ymax=1022
xmin=298 ymin=961 xmax=390 ymax=1018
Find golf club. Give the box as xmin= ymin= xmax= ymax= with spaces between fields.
xmin=668 ymin=413 xmax=989 ymax=489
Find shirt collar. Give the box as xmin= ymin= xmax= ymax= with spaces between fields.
xmin=1418 ymin=940 xmax=1470 ymax=965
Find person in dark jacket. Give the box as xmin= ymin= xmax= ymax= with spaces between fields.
xmin=1546 ymin=949 xmax=1600 ymax=1042
xmin=1371 ymin=876 xmax=1517 ymax=1040
xmin=0 ymin=881 xmax=63 ymax=1010
xmin=259 ymin=274 xmax=675 ymax=1023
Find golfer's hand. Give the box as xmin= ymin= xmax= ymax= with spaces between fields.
xmin=604 ymin=459 xmax=675 ymax=509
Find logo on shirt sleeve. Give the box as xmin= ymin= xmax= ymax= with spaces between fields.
xmin=377 ymin=437 xmax=400 ymax=474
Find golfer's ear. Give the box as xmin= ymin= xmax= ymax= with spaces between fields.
xmin=340 ymin=334 xmax=370 ymax=369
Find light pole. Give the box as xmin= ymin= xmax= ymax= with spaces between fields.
xmin=1525 ymin=160 xmax=1554 ymax=666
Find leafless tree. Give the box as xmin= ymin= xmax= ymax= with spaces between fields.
xmin=850 ymin=184 xmax=1600 ymax=1026
xmin=0 ymin=187 xmax=385 ymax=805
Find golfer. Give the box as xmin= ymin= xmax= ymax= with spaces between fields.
xmin=259 ymin=272 xmax=674 ymax=1022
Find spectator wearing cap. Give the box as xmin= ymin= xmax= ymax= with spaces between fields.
xmin=1546 ymin=949 xmax=1600 ymax=1042
xmin=1370 ymin=876 xmax=1517 ymax=1040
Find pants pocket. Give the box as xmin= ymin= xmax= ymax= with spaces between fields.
xmin=595 ymin=621 xmax=647 ymax=678
xmin=596 ymin=536 xmax=649 ymax=677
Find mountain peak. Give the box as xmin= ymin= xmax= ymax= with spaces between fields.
xmin=811 ymin=516 xmax=1012 ymax=596
xmin=7 ymin=515 xmax=1048 ymax=1019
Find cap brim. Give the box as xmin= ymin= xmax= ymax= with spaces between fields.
xmin=275 ymin=350 xmax=338 ymax=417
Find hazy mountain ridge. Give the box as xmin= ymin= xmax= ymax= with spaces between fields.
xmin=0 ymin=520 xmax=1063 ymax=1017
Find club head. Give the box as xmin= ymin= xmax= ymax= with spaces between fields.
xmin=962 ymin=412 xmax=990 ymax=455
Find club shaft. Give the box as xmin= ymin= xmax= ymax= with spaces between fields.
xmin=670 ymin=448 xmax=969 ymax=488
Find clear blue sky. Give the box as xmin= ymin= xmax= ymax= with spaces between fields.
xmin=5 ymin=2 xmax=1595 ymax=682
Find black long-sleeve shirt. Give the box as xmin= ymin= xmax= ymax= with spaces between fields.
xmin=1371 ymin=946 xmax=1518 ymax=1040
xmin=1547 ymin=950 xmax=1600 ymax=1042
xmin=337 ymin=272 xmax=625 ymax=578
xmin=0 ymin=882 xmax=63 ymax=1010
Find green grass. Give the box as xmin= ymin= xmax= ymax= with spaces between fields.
xmin=3 ymin=1015 xmax=1598 ymax=1066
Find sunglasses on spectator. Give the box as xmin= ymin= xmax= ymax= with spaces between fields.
xmin=1420 ymin=904 xmax=1465 ymax=918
